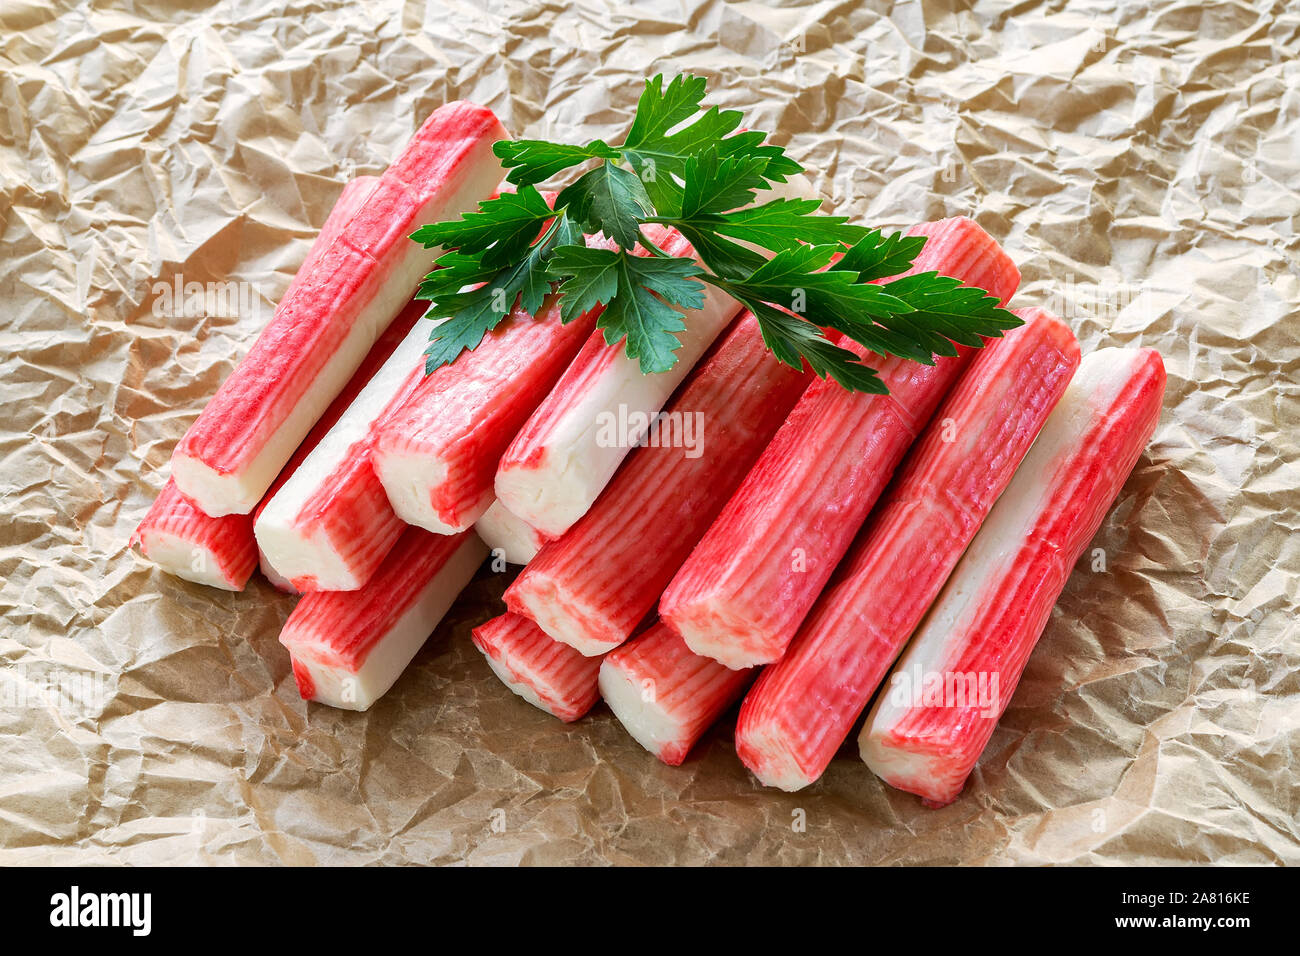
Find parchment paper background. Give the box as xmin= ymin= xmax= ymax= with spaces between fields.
xmin=1 ymin=0 xmax=1296 ymax=865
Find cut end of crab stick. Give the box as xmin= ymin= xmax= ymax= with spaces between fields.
xmin=471 ymin=612 xmax=602 ymax=722
xmin=493 ymin=227 xmax=745 ymax=539
xmin=374 ymin=288 xmax=602 ymax=535
xmin=660 ymin=217 xmax=1021 ymax=669
xmin=506 ymin=310 xmax=813 ymax=658
xmin=172 ymin=102 xmax=507 ymax=516
xmin=131 ymin=479 xmax=257 ymax=590
xmin=733 ymin=707 xmax=816 ymax=792
xmin=258 ymin=548 xmax=299 ymax=594
xmin=502 ymin=578 xmax=617 ymax=657
xmin=475 ymin=500 xmax=546 ymax=566
xmin=734 ymin=308 xmax=1080 ymax=790
xmin=254 ymin=301 xmax=432 ymax=591
xmin=859 ymin=346 xmax=1165 ymax=805
xmin=661 ymin=602 xmax=772 ymax=673
xmin=280 ymin=527 xmax=488 ymax=710
xmin=599 ymin=623 xmax=754 ymax=766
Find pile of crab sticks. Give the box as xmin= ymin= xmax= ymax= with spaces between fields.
xmin=134 ymin=102 xmax=1165 ymax=806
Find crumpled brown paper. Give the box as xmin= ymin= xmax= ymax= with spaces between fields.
xmin=1 ymin=0 xmax=1297 ymax=865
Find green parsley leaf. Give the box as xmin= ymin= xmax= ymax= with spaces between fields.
xmin=494 ymin=139 xmax=620 ymax=186
xmin=881 ymin=271 xmax=1020 ymax=348
xmin=678 ymin=149 xmax=771 ymax=218
xmin=622 ymin=75 xmax=711 ymax=154
xmin=831 ymin=229 xmax=928 ymax=282
xmin=665 ymin=222 xmax=767 ymax=280
xmin=421 ymin=213 xmax=583 ymax=372
xmin=557 ymin=163 xmax=654 ymax=248
xmin=545 ymin=244 xmax=619 ymax=323
xmin=711 ymin=198 xmax=870 ymax=251
xmin=621 ymin=75 xmax=798 ymax=210
xmin=408 ymin=71 xmax=1024 ymax=392
xmin=721 ymin=244 xmax=933 ymax=362
xmin=744 ymin=301 xmax=888 ymax=394
xmin=410 ymin=186 xmax=555 ymax=268
xmin=547 ymin=245 xmax=706 ymax=373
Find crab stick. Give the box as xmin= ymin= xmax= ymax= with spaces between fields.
xmin=859 ymin=347 xmax=1166 ymax=805
xmin=130 ymin=480 xmax=257 ymax=590
xmin=659 ymin=217 xmax=1021 ymax=669
xmin=493 ymin=227 xmax=745 ymax=539
xmin=136 ymin=176 xmax=382 ymax=593
xmin=172 ymin=102 xmax=507 ymax=515
xmin=735 ymin=308 xmax=1080 ymax=790
xmin=253 ymin=280 xmax=431 ymax=582
xmin=600 ymin=623 xmax=755 ymax=765
xmin=279 ymin=526 xmax=487 ymax=710
xmin=471 ymin=613 xmax=602 ymax=722
xmin=252 ymin=186 xmax=529 ymax=591
xmin=504 ymin=310 xmax=813 ymax=657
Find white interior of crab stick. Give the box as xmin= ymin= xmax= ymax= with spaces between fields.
xmin=597 ymin=660 xmax=684 ymax=758
xmin=474 ymin=500 xmax=546 ymax=566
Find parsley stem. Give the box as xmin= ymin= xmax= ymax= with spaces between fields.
xmin=636 ymin=229 xmax=673 ymax=258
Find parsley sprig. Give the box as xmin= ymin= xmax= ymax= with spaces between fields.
xmin=411 ymin=74 xmax=1020 ymax=393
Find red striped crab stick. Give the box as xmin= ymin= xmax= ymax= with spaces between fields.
xmin=660 ymin=217 xmax=1021 ymax=670
xmin=372 ymin=284 xmax=609 ymax=536
xmin=504 ymin=310 xmax=813 ymax=657
xmin=135 ymin=176 xmax=385 ymax=592
xmin=475 ymin=501 xmax=546 ymax=566
xmin=471 ymin=612 xmax=603 ymax=722
xmin=130 ymin=480 xmax=258 ymax=590
xmin=171 ymin=102 xmax=506 ymax=515
xmin=261 ymin=192 xmax=594 ymax=587
xmin=600 ymin=622 xmax=755 ymax=765
xmin=859 ymin=347 xmax=1165 ymax=806
xmin=735 ymin=308 xmax=1080 ymax=790
xmin=279 ymin=526 xmax=487 ymax=710
xmin=253 ymin=296 xmax=434 ymax=591
xmin=248 ymin=175 xmax=418 ymax=591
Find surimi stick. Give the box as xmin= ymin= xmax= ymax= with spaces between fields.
xmin=279 ymin=526 xmax=487 ymax=710
xmin=859 ymin=347 xmax=1166 ymax=806
xmin=135 ymin=176 xmax=382 ymax=593
xmin=172 ymin=102 xmax=507 ymax=515
xmin=599 ymin=623 xmax=755 ymax=766
xmin=370 ymin=207 xmax=606 ymax=537
xmin=493 ymin=227 xmax=745 ymax=539
xmin=471 ymin=613 xmax=602 ymax=722
xmin=130 ymin=480 xmax=257 ymax=590
xmin=372 ymin=287 xmax=605 ymax=535
xmin=254 ymin=300 xmax=436 ymax=591
xmin=735 ymin=309 xmax=1080 ymax=790
xmin=475 ymin=501 xmax=546 ymax=566
xmin=504 ymin=310 xmax=813 ymax=657
xmin=659 ymin=217 xmax=1021 ymax=669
